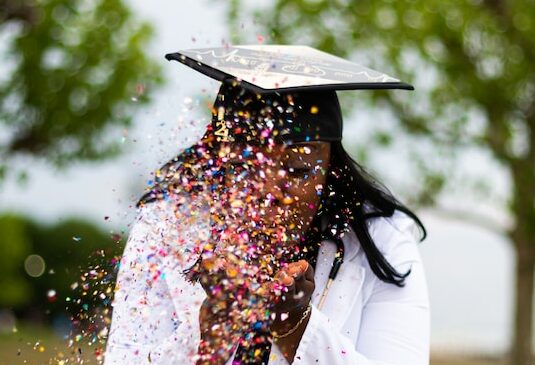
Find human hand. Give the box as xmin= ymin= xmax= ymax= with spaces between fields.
xmin=195 ymin=255 xmax=271 ymax=365
xmin=271 ymin=259 xmax=315 ymax=334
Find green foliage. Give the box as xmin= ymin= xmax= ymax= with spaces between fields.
xmin=0 ymin=0 xmax=162 ymax=171
xmin=230 ymin=2 xmax=535 ymax=363
xmin=29 ymin=218 xmax=124 ymax=316
xmin=0 ymin=215 xmax=32 ymax=307
xmin=230 ymin=0 xmax=535 ymax=218
xmin=0 ymin=213 xmax=124 ymax=320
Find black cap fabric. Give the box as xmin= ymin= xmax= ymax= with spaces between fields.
xmin=210 ymin=82 xmax=343 ymax=144
xmin=166 ymin=45 xmax=414 ymax=144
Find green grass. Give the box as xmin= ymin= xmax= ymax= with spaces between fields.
xmin=432 ymin=359 xmax=506 ymax=365
xmin=0 ymin=323 xmax=508 ymax=365
xmin=0 ymin=324 xmax=99 ymax=365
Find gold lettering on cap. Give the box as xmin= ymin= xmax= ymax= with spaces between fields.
xmin=214 ymin=106 xmax=230 ymax=142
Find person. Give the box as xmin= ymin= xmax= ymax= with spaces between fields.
xmin=104 ymin=46 xmax=430 ymax=365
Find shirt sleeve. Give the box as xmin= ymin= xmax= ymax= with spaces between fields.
xmin=104 ymin=199 xmax=207 ymax=365
xmin=292 ymin=213 xmax=430 ymax=365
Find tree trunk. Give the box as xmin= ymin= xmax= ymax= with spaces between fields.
xmin=511 ymin=243 xmax=535 ymax=365
xmin=509 ymin=158 xmax=535 ymax=365
xmin=0 ymin=0 xmax=37 ymax=24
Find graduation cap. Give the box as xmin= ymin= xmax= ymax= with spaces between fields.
xmin=165 ymin=45 xmax=414 ymax=144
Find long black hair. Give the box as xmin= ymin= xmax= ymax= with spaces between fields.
xmin=302 ymin=141 xmax=427 ymax=287
xmin=138 ymin=136 xmax=426 ymax=288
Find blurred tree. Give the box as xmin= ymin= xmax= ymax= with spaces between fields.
xmin=0 ymin=0 xmax=161 ymax=177
xmin=0 ymin=215 xmax=32 ymax=308
xmin=0 ymin=213 xmax=123 ymax=324
xmin=28 ymin=218 xmax=124 ymax=322
xmin=229 ymin=1 xmax=535 ymax=364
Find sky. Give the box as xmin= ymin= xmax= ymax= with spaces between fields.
xmin=0 ymin=0 xmax=517 ymax=355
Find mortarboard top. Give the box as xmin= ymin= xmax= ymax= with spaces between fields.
xmin=165 ymin=45 xmax=414 ymax=94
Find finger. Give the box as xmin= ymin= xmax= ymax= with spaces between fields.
xmin=302 ymin=280 xmax=315 ymax=299
xmin=280 ymin=271 xmax=295 ymax=287
xmin=275 ymin=264 xmax=297 ymax=281
xmin=286 ymin=264 xmax=300 ymax=277
xmin=292 ymin=268 xmax=308 ymax=287
xmin=303 ymin=261 xmax=315 ymax=282
xmin=274 ymin=268 xmax=287 ymax=281
xmin=278 ymin=271 xmax=296 ymax=298
xmin=291 ymin=273 xmax=311 ymax=302
xmin=297 ymin=259 xmax=309 ymax=273
xmin=292 ymin=286 xmax=307 ymax=302
xmin=289 ymin=282 xmax=314 ymax=310
xmin=289 ymin=261 xmax=309 ymax=284
xmin=287 ymin=262 xmax=306 ymax=278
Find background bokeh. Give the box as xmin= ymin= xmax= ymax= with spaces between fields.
xmin=0 ymin=1 xmax=532 ymax=364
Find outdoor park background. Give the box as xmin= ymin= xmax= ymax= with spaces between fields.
xmin=1 ymin=1 xmax=533 ymax=364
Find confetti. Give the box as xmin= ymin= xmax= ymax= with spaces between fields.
xmin=39 ymin=81 xmax=366 ymax=365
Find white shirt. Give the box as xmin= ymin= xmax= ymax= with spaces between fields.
xmin=104 ymin=197 xmax=430 ymax=365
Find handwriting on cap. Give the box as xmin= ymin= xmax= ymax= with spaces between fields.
xmin=214 ymin=106 xmax=230 ymax=142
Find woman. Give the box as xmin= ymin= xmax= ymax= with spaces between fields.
xmin=104 ymin=51 xmax=430 ymax=365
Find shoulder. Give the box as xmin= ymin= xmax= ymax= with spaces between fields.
xmin=357 ymin=210 xmax=429 ymax=306
xmin=136 ymin=193 xmax=209 ymax=226
xmin=364 ymin=208 xmax=422 ymax=266
xmin=125 ymin=194 xmax=210 ymax=270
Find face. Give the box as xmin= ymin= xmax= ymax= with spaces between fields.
xmin=221 ymin=141 xmax=331 ymax=254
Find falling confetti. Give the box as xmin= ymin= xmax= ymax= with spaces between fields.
xmin=47 ymin=289 xmax=57 ymax=302
xmin=24 ymin=80 xmax=365 ymax=365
